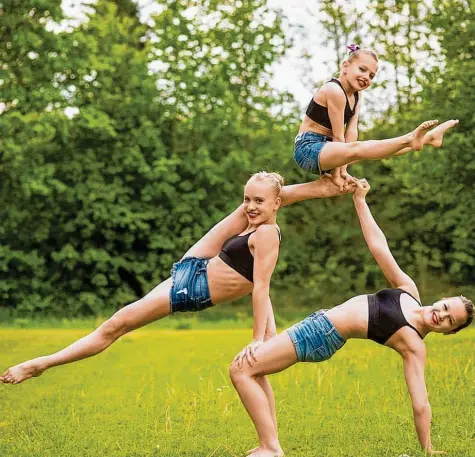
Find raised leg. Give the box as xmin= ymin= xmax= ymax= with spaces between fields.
xmin=318 ymin=120 xmax=438 ymax=170
xmin=230 ymin=331 xmax=298 ymax=457
xmin=0 ymin=278 xmax=173 ymax=385
xmin=393 ymin=119 xmax=459 ymax=157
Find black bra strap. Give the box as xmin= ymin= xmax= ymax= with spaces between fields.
xmin=398 ymin=289 xmax=422 ymax=306
xmin=330 ymin=78 xmax=350 ymax=105
xmin=406 ymin=324 xmax=424 ymax=340
xmin=330 ymin=78 xmax=358 ymax=112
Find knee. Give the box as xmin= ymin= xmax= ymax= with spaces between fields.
xmin=99 ymin=314 xmax=130 ymax=341
xmin=229 ymin=361 xmax=247 ymax=385
xmin=229 ymin=360 xmax=255 ymax=386
xmin=229 ymin=362 xmax=240 ymax=384
xmin=346 ymin=141 xmax=360 ymax=161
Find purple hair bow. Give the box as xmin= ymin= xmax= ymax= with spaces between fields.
xmin=347 ymin=44 xmax=360 ymax=53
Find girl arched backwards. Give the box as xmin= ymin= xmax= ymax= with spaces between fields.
xmin=230 ymin=179 xmax=473 ymax=457
xmin=295 ymin=44 xmax=459 ymax=190
xmin=1 ymin=173 xmax=353 ymax=386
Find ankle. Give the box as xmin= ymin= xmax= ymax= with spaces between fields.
xmin=260 ymin=440 xmax=280 ymax=452
xmin=35 ymin=356 xmax=49 ymax=371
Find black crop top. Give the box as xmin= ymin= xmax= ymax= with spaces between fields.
xmin=367 ymin=288 xmax=424 ymax=345
xmin=218 ymin=228 xmax=281 ymax=282
xmin=306 ymin=78 xmax=359 ymax=130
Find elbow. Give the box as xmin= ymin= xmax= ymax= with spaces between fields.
xmin=252 ymin=288 xmax=270 ymax=304
xmin=253 ymin=282 xmax=270 ymax=296
xmin=368 ymin=242 xmax=388 ymax=256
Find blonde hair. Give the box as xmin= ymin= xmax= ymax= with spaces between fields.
xmin=247 ymin=171 xmax=284 ymax=197
xmin=347 ymin=47 xmax=378 ymax=64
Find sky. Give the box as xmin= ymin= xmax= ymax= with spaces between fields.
xmin=60 ymin=0 xmax=335 ymax=108
xmin=266 ymin=0 xmax=336 ymax=106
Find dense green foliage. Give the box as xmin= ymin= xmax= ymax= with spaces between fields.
xmin=1 ymin=0 xmax=473 ymax=317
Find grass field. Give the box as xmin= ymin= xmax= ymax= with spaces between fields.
xmin=0 ymin=327 xmax=474 ymax=457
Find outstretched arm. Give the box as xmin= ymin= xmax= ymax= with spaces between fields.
xmin=250 ymin=226 xmax=280 ymax=343
xmin=353 ymin=179 xmax=420 ymax=299
xmin=234 ymin=225 xmax=280 ymax=367
xmin=402 ymin=347 xmax=442 ymax=454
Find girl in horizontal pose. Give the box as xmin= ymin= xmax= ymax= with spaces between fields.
xmin=295 ymin=44 xmax=459 ymax=189
xmin=230 ymin=179 xmax=473 ymax=457
xmin=1 ymin=173 xmax=354 ymax=385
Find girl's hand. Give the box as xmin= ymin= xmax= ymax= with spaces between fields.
xmin=353 ymin=178 xmax=370 ymax=200
xmin=233 ymin=341 xmax=264 ymax=369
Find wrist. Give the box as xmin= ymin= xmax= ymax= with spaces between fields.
xmin=353 ymin=195 xmax=367 ymax=204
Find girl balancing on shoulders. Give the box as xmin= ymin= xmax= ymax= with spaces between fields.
xmin=295 ymin=44 xmax=459 ymax=190
xmin=230 ymin=179 xmax=473 ymax=457
xmin=1 ymin=173 xmax=355 ymax=385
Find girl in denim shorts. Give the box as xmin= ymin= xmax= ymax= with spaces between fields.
xmin=230 ymin=179 xmax=474 ymax=457
xmin=295 ymin=44 xmax=457 ymax=190
xmin=1 ymin=173 xmax=353 ymax=385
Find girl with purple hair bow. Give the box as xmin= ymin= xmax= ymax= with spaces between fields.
xmin=293 ymin=43 xmax=458 ymax=190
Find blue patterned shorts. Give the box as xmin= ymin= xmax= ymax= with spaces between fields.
xmin=169 ymin=257 xmax=213 ymax=313
xmin=287 ymin=310 xmax=346 ymax=362
xmin=294 ymin=131 xmax=332 ymax=175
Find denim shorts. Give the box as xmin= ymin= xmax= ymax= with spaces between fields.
xmin=287 ymin=310 xmax=346 ymax=362
xmin=294 ymin=132 xmax=332 ymax=175
xmin=169 ymin=257 xmax=213 ymax=313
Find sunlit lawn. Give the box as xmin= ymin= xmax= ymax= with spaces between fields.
xmin=0 ymin=327 xmax=473 ymax=457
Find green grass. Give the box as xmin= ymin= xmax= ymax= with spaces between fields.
xmin=0 ymin=305 xmax=303 ymax=331
xmin=0 ymin=327 xmax=474 ymax=457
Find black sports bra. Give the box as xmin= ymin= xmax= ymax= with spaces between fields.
xmin=218 ymin=227 xmax=281 ymax=282
xmin=367 ymin=288 xmax=424 ymax=345
xmin=306 ymin=78 xmax=359 ymax=130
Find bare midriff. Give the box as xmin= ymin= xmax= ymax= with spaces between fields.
xmin=298 ymin=116 xmax=333 ymax=137
xmin=324 ymin=294 xmax=369 ymax=340
xmin=206 ymin=255 xmax=370 ymax=339
xmin=206 ymin=256 xmax=253 ymax=304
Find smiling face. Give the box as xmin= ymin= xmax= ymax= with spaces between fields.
xmin=243 ymin=179 xmax=281 ymax=226
xmin=343 ymin=53 xmax=378 ymax=92
xmin=423 ymin=297 xmax=471 ymax=335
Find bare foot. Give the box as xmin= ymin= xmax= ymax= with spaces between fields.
xmin=330 ymin=171 xmax=346 ymax=193
xmin=409 ymin=120 xmax=439 ymax=151
xmin=247 ymin=447 xmax=259 ymax=455
xmin=0 ymin=359 xmax=45 ymax=385
xmin=247 ymin=446 xmax=284 ymax=457
xmin=424 ymin=119 xmax=459 ymax=148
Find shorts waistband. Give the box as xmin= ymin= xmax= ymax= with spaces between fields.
xmin=294 ymin=131 xmax=332 ymax=144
